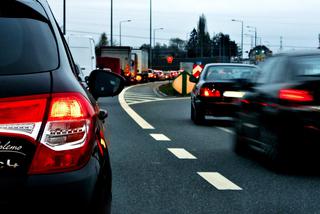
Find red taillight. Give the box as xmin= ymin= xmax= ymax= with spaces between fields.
xmin=279 ymin=89 xmax=313 ymax=102
xmin=200 ymin=88 xmax=221 ymax=97
xmin=0 ymin=95 xmax=48 ymax=139
xmin=29 ymin=93 xmax=96 ymax=175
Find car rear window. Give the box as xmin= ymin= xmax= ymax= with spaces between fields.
xmin=204 ymin=66 xmax=258 ymax=81
xmin=0 ymin=2 xmax=59 ymax=75
xmin=293 ymin=56 xmax=320 ymax=76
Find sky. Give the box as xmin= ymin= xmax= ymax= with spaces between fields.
xmin=47 ymin=0 xmax=320 ymax=55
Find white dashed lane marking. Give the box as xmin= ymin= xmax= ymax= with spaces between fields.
xmin=168 ymin=148 xmax=197 ymax=159
xmin=150 ymin=134 xmax=171 ymax=141
xmin=198 ymin=172 xmax=242 ymax=190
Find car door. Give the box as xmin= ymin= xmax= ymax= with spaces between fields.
xmin=240 ymin=58 xmax=277 ymax=142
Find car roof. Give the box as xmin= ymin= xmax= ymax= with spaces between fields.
xmin=273 ymin=50 xmax=320 ymax=58
xmin=204 ymin=63 xmax=258 ymax=68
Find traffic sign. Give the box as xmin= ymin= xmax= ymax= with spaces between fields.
xmin=192 ymin=64 xmax=204 ymax=78
xmin=172 ymin=71 xmax=195 ymax=95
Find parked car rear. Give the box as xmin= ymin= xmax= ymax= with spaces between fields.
xmin=0 ymin=1 xmax=125 ymax=213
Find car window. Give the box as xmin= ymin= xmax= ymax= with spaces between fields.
xmin=292 ymin=56 xmax=320 ymax=76
xmin=204 ymin=66 xmax=258 ymax=81
xmin=0 ymin=2 xmax=59 ymax=75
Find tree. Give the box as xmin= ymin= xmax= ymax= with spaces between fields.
xmin=197 ymin=14 xmax=211 ymax=57
xmin=95 ymin=32 xmax=109 ymax=56
xmin=212 ymin=33 xmax=238 ymax=62
xmin=186 ymin=15 xmax=212 ymax=58
xmin=98 ymin=32 xmax=109 ymax=47
xmin=186 ymin=28 xmax=198 ymax=58
xmin=169 ymin=38 xmax=186 ymax=50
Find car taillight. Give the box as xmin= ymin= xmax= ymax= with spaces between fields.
xmin=200 ymin=87 xmax=221 ymax=97
xmin=279 ymin=89 xmax=313 ymax=102
xmin=29 ymin=93 xmax=96 ymax=175
xmin=0 ymin=95 xmax=48 ymax=140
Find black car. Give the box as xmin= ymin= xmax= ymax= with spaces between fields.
xmin=0 ymin=1 xmax=125 ymax=213
xmin=190 ymin=63 xmax=259 ymax=124
xmin=234 ymin=51 xmax=320 ymax=166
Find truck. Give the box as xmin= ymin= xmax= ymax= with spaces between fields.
xmin=96 ymin=56 xmax=121 ymax=76
xmin=65 ymin=35 xmax=96 ymax=81
xmin=131 ymin=49 xmax=149 ymax=83
xmin=100 ymin=46 xmax=133 ymax=82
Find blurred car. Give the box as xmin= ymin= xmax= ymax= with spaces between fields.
xmin=148 ymin=69 xmax=157 ymax=81
xmin=0 ymin=1 xmax=125 ymax=213
xmin=190 ymin=63 xmax=259 ymax=124
xmin=234 ymin=51 xmax=320 ymax=166
xmin=170 ymin=71 xmax=179 ymax=79
xmin=153 ymin=70 xmax=165 ymax=81
xmin=163 ymin=71 xmax=172 ymax=80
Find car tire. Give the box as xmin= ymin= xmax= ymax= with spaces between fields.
xmin=261 ymin=126 xmax=287 ymax=171
xmin=233 ymin=119 xmax=247 ymax=155
xmin=191 ymin=103 xmax=204 ymax=125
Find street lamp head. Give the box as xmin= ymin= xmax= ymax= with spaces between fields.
xmin=127 ymin=20 xmax=132 ymax=22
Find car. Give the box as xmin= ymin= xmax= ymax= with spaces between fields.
xmin=234 ymin=51 xmax=320 ymax=167
xmin=0 ymin=1 xmax=125 ymax=213
xmin=190 ymin=63 xmax=259 ymax=124
xmin=163 ymin=71 xmax=172 ymax=80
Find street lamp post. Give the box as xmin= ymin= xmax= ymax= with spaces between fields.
xmin=119 ymin=20 xmax=131 ymax=46
xmin=110 ymin=0 xmax=113 ymax=46
xmin=244 ymin=33 xmax=254 ymax=49
xmin=232 ymin=19 xmax=243 ymax=60
xmin=149 ymin=0 xmax=152 ymax=68
xmin=63 ymin=0 xmax=66 ymax=35
xmin=153 ymin=28 xmax=164 ymax=47
xmin=247 ymin=25 xmax=257 ymax=47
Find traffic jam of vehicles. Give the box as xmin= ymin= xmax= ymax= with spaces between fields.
xmin=1 ymin=0 xmax=320 ymax=213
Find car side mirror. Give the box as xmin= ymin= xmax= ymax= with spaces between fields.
xmin=189 ymin=75 xmax=199 ymax=83
xmin=88 ymin=69 xmax=125 ymax=100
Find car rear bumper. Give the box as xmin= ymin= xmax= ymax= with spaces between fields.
xmin=195 ymin=100 xmax=236 ymax=117
xmin=0 ymin=157 xmax=110 ymax=213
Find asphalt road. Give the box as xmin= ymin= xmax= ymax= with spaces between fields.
xmin=99 ymin=82 xmax=320 ymax=214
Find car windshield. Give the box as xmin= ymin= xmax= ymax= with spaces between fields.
xmin=0 ymin=2 xmax=58 ymax=75
xmin=204 ymin=66 xmax=258 ymax=80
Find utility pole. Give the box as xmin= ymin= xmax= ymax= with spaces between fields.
xmin=110 ymin=0 xmax=113 ymax=46
xmin=63 ymin=0 xmax=66 ymax=35
xmin=280 ymin=36 xmax=283 ymax=51
xmin=318 ymin=34 xmax=320 ymax=49
xmin=149 ymin=0 xmax=152 ymax=68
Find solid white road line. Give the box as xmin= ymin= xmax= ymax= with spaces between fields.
xmin=118 ymin=86 xmax=155 ymax=130
xmin=217 ymin=127 xmax=235 ymax=134
xmin=197 ymin=172 xmax=242 ymax=190
xmin=150 ymin=134 xmax=171 ymax=141
xmin=168 ymin=148 xmax=197 ymax=159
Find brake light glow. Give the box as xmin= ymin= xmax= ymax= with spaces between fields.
xmin=279 ymin=89 xmax=313 ymax=102
xmin=49 ymin=97 xmax=84 ymax=120
xmin=200 ymin=88 xmax=221 ymax=97
xmin=29 ymin=93 xmax=96 ymax=175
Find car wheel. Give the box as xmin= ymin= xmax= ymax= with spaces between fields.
xmin=233 ymin=120 xmax=247 ymax=155
xmin=191 ymin=103 xmax=195 ymax=121
xmin=191 ymin=104 xmax=204 ymax=125
xmin=261 ymin=126 xmax=287 ymax=170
